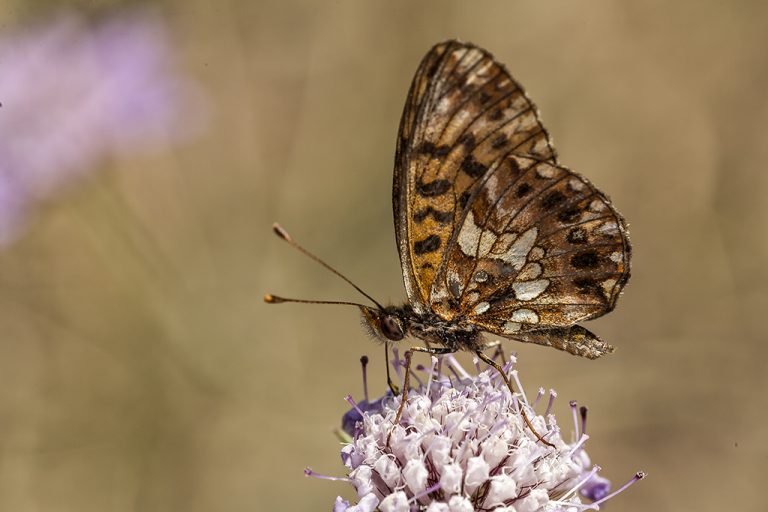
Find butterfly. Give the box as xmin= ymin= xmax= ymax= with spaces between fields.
xmin=266 ymin=40 xmax=630 ymax=443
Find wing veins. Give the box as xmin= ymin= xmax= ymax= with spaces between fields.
xmin=537 ymin=212 xmax=615 ymax=240
xmin=458 ymin=168 xmax=572 ymax=306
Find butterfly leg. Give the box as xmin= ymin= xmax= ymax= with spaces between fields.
xmin=385 ymin=344 xmax=400 ymax=395
xmin=387 ymin=346 xmax=453 ymax=446
xmin=475 ymin=351 xmax=554 ymax=448
xmin=476 ymin=340 xmax=506 ymax=364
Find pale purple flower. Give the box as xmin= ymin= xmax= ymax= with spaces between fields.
xmin=0 ymin=10 xmax=205 ymax=244
xmin=310 ymin=352 xmax=644 ymax=511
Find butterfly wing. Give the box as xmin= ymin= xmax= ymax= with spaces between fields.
xmin=393 ymin=40 xmax=556 ymax=314
xmin=435 ymin=156 xmax=630 ymax=355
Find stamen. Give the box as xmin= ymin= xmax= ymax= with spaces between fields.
xmin=493 ymin=344 xmax=507 ymax=364
xmin=567 ymin=433 xmax=590 ymax=458
xmin=435 ymin=356 xmax=444 ymax=383
xmin=476 ymin=418 xmax=508 ymax=444
xmin=590 ymin=471 xmax=646 ymax=507
xmin=473 ymin=357 xmax=482 ymax=374
xmin=445 ymin=354 xmax=471 ymax=379
xmin=410 ymin=482 xmax=441 ymax=503
xmin=559 ymin=465 xmax=601 ymax=500
xmin=304 ymin=467 xmax=351 ymax=482
xmin=531 ymin=387 xmax=546 ymax=408
xmin=510 ymin=369 xmax=528 ymax=404
xmin=344 ymin=395 xmax=365 ymax=417
xmin=391 ymin=347 xmax=403 ymax=379
xmin=489 ymin=359 xmax=515 ymax=387
xmin=570 ymin=400 xmax=580 ymax=439
xmin=360 ymin=355 xmax=369 ymax=403
xmin=409 ymin=366 xmax=425 ymax=388
xmin=544 ymin=389 xmax=558 ymax=416
xmin=426 ymin=356 xmax=438 ymax=400
xmin=580 ymin=406 xmax=588 ymax=435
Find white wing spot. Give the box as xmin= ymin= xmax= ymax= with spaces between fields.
xmin=473 ymin=302 xmax=491 ymax=315
xmin=466 ymin=291 xmax=481 ymax=305
xmin=436 ymin=96 xmax=452 ymax=115
xmin=568 ymin=177 xmax=586 ymax=191
xmin=502 ymin=321 xmax=521 ymax=333
xmin=478 ymin=229 xmax=498 ymax=258
xmin=459 ymin=211 xmax=483 ymax=257
xmin=491 ymin=232 xmax=518 ymax=255
xmin=512 ymin=279 xmax=550 ymax=301
xmin=601 ymin=278 xmax=618 ymax=299
xmin=431 ymin=286 xmax=449 ymax=303
xmin=597 ymin=220 xmax=619 ymax=235
xmin=610 ymin=251 xmax=623 ymax=264
xmin=536 ymin=166 xmax=558 ymax=179
xmin=496 ymin=227 xmax=538 ymax=270
xmin=589 ymin=199 xmax=607 ymax=212
xmin=510 ymin=308 xmax=539 ymax=324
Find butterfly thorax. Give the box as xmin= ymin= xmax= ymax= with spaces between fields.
xmin=361 ymin=304 xmax=482 ymax=352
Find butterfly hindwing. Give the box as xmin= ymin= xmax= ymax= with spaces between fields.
xmin=432 ymin=156 xmax=630 ymax=333
xmin=394 ymin=40 xmax=556 ymax=314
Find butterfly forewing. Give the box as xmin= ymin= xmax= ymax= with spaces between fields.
xmin=394 ymin=41 xmax=557 ymax=315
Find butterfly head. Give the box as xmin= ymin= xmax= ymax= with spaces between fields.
xmin=360 ymin=306 xmax=407 ymax=342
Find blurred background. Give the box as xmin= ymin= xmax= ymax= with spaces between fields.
xmin=0 ymin=0 xmax=766 ymax=510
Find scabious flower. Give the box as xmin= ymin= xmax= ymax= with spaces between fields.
xmin=308 ymin=350 xmax=644 ymax=511
xmin=0 ymin=10 xmax=205 ymax=245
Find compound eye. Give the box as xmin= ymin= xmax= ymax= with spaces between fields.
xmin=381 ymin=315 xmax=404 ymax=341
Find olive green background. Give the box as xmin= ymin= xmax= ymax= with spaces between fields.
xmin=1 ymin=1 xmax=766 ymax=510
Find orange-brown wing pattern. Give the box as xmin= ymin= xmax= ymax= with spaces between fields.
xmin=393 ymin=40 xmax=556 ymax=314
xmin=430 ymin=155 xmax=630 ymax=334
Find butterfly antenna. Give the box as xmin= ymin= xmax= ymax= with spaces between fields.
xmin=263 ymin=294 xmax=369 ymax=308
xmin=268 ymin=223 xmax=384 ymax=310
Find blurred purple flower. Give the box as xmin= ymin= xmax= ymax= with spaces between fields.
xmin=0 ymin=11 xmax=205 ymax=244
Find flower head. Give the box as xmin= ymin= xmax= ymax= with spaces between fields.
xmin=309 ymin=351 xmax=644 ymax=511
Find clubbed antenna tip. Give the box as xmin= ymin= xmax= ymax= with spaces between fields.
xmin=272 ymin=222 xmax=291 ymax=241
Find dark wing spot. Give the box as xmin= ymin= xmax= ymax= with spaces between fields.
xmin=414 ymin=206 xmax=452 ymax=224
xmin=491 ymin=134 xmax=508 ymax=149
xmin=516 ymin=183 xmax=532 ymax=197
xmin=448 ymin=278 xmax=461 ymax=299
xmin=418 ymin=141 xmax=451 ymax=160
xmin=461 ymin=155 xmax=487 ymax=178
xmin=573 ymin=278 xmax=606 ymax=301
xmin=420 ymin=262 xmax=434 ymax=270
xmin=478 ymin=91 xmax=492 ymax=104
xmin=566 ymin=227 xmax=588 ymax=244
xmin=541 ymin=191 xmax=567 ymax=210
xmin=489 ymin=108 xmax=504 ymax=121
xmin=571 ymin=251 xmax=600 ymax=269
xmin=459 ymin=190 xmax=471 ymax=209
xmin=417 ymin=179 xmax=452 ymax=197
xmin=458 ymin=133 xmax=476 ymax=150
xmin=558 ymin=207 xmax=582 ymax=223
xmin=414 ymin=235 xmax=442 ymax=255
xmin=418 ymin=141 xmax=436 ymax=155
